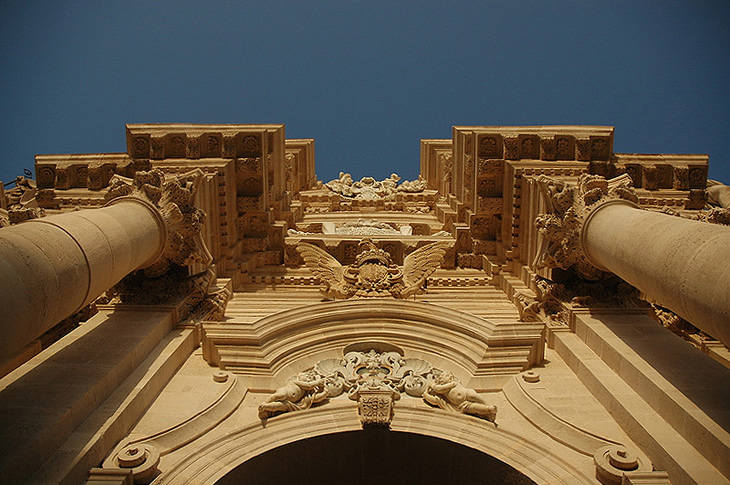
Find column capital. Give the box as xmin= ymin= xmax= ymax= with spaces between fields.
xmin=534 ymin=174 xmax=639 ymax=280
xmin=104 ymin=168 xmax=212 ymax=277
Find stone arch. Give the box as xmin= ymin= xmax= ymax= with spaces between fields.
xmin=153 ymin=403 xmax=594 ymax=485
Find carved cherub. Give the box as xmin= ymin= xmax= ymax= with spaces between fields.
xmin=296 ymin=238 xmax=450 ymax=299
xmin=423 ymin=370 xmax=497 ymax=424
xmin=258 ymin=370 xmax=329 ymax=419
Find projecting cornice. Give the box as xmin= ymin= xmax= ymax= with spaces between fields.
xmin=125 ymin=123 xmax=285 ymax=160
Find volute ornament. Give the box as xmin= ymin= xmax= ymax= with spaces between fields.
xmin=297 ymin=238 xmax=450 ymax=299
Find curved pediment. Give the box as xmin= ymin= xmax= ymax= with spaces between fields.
xmin=202 ymin=298 xmax=542 ymax=385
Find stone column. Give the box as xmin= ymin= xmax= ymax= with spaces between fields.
xmin=535 ymin=174 xmax=730 ymax=348
xmin=0 ymin=169 xmax=207 ymax=361
xmin=582 ymin=200 xmax=730 ymax=347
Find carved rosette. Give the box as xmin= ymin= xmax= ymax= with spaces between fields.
xmin=534 ymin=174 xmax=639 ymax=280
xmin=104 ymin=168 xmax=211 ymax=277
xmin=258 ymin=348 xmax=497 ymax=427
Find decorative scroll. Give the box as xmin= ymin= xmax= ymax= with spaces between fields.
xmin=258 ymin=348 xmax=497 ymax=427
xmin=104 ymin=168 xmax=212 ymax=277
xmin=593 ymin=445 xmax=653 ymax=485
xmin=325 ymin=172 xmax=427 ymax=199
xmin=296 ymin=238 xmax=450 ymax=299
xmin=534 ymin=174 xmax=638 ymax=280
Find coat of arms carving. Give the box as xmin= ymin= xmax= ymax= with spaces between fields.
xmin=297 ymin=238 xmax=450 ymax=299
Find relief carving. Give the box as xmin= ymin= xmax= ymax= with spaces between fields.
xmin=325 ymin=172 xmax=427 ymax=199
xmin=423 ymin=370 xmax=497 ymax=423
xmin=257 ymin=370 xmax=332 ymax=419
xmin=288 ymin=219 xmax=409 ymax=237
xmin=258 ymin=348 xmax=497 ymax=427
xmin=478 ymin=135 xmax=501 ymax=158
xmin=296 ymin=238 xmax=450 ymax=299
xmin=534 ymin=174 xmax=638 ymax=280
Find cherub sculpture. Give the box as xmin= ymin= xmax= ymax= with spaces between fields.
xmin=296 ymin=238 xmax=450 ymax=299
xmin=257 ymin=370 xmax=330 ymax=419
xmin=423 ymin=370 xmax=497 ymax=423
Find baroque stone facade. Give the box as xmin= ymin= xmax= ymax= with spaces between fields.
xmin=0 ymin=124 xmax=729 ymax=485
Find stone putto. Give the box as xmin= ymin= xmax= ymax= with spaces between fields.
xmin=325 ymin=172 xmax=428 ymax=199
xmin=257 ymin=348 xmax=498 ymax=426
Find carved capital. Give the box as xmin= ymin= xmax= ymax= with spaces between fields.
xmin=696 ymin=207 xmax=730 ymax=226
xmin=104 ymin=169 xmax=212 ymax=277
xmin=534 ymin=174 xmax=639 ymax=280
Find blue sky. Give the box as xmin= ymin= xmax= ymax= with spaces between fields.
xmin=1 ymin=1 xmax=729 ymax=185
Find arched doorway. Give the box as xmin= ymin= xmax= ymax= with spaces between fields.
xmin=214 ymin=429 xmax=537 ymax=485
xmin=153 ymin=404 xmax=593 ymax=484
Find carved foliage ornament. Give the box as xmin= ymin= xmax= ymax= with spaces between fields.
xmin=258 ymin=349 xmax=497 ymax=427
xmin=534 ymin=174 xmax=638 ymax=280
xmin=104 ymin=168 xmax=212 ymax=277
xmin=296 ymin=238 xmax=450 ymax=299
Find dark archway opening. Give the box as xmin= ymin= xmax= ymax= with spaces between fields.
xmin=215 ymin=429 xmax=537 ymax=485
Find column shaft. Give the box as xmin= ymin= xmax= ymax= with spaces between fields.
xmin=582 ymin=201 xmax=730 ymax=346
xmin=0 ymin=198 xmax=165 ymax=359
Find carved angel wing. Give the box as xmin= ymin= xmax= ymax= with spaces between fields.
xmin=296 ymin=242 xmax=352 ymax=299
xmin=401 ymin=241 xmax=451 ymax=298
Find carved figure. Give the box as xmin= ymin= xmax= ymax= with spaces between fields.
xmin=324 ymin=172 xmax=427 ymax=199
xmin=513 ymin=290 xmax=541 ymax=322
xmin=257 ymin=370 xmax=330 ymax=419
xmin=296 ymin=238 xmax=450 ymax=299
xmin=258 ymin=348 xmax=498 ymax=427
xmin=325 ymin=172 xmax=355 ymax=197
xmin=397 ymin=174 xmax=428 ymax=192
xmin=707 ymin=180 xmax=730 ymax=209
xmin=423 ymin=370 xmax=497 ymax=423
